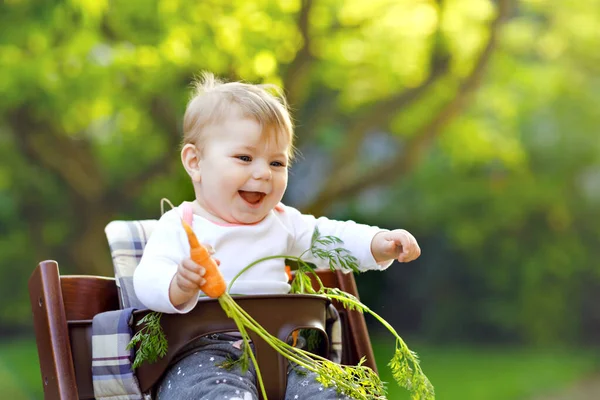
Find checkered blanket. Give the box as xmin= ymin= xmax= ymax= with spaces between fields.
xmin=92 ymin=215 xmax=342 ymax=399
xmin=91 ymin=308 xmax=143 ymax=400
xmin=90 ymin=221 xmax=156 ymax=400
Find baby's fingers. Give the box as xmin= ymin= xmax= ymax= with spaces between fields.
xmin=204 ymin=244 xmax=215 ymax=255
xmin=397 ymin=233 xmax=420 ymax=262
xmin=174 ymin=272 xmax=204 ymax=293
xmin=203 ymin=245 xmax=220 ymax=266
xmin=177 ymin=271 xmax=206 ymax=290
xmin=179 ymin=259 xmax=206 ymax=286
xmin=181 ymin=258 xmax=205 ymax=274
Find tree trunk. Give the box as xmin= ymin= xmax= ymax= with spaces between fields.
xmin=66 ymin=208 xmax=115 ymax=276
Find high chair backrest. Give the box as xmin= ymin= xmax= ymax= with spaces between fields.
xmin=104 ymin=219 xmax=156 ymax=309
xmin=29 ymin=221 xmax=377 ymax=399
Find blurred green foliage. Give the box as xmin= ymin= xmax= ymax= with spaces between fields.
xmin=1 ymin=0 xmax=599 ymax=349
xmin=373 ymin=340 xmax=600 ymax=399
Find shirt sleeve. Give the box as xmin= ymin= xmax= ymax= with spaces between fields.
xmin=282 ymin=205 xmax=393 ymax=272
xmin=133 ymin=208 xmax=199 ymax=313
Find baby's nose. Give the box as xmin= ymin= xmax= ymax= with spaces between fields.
xmin=252 ymin=162 xmax=272 ymax=180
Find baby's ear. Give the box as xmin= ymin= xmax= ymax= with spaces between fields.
xmin=181 ymin=143 xmax=201 ymax=182
xmin=191 ymin=169 xmax=201 ymax=183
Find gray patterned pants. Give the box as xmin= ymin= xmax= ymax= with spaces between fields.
xmin=155 ymin=334 xmax=355 ymax=400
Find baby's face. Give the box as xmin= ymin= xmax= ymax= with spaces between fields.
xmin=194 ymin=117 xmax=290 ymax=225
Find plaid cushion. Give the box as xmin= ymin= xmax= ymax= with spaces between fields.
xmin=105 ymin=220 xmax=157 ymax=309
xmin=92 ymin=308 xmax=144 ymax=400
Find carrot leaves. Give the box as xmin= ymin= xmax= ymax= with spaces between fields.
xmin=305 ymin=227 xmax=361 ymax=273
xmin=127 ymin=311 xmax=168 ymax=369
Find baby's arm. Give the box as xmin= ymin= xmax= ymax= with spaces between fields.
xmin=134 ymin=210 xmax=203 ymax=313
xmin=282 ymin=205 xmax=391 ymax=271
xmin=283 ymin=205 xmax=420 ymax=270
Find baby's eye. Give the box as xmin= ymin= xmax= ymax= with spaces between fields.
xmin=271 ymin=161 xmax=286 ymax=167
xmin=236 ymin=155 xmax=252 ymax=162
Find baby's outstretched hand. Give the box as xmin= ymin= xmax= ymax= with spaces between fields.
xmin=371 ymin=230 xmax=421 ymax=263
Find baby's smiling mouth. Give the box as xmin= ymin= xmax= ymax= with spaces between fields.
xmin=238 ymin=190 xmax=266 ymax=205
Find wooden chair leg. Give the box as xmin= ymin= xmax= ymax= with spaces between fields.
xmin=29 ymin=261 xmax=79 ymax=400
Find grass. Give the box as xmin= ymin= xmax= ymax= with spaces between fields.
xmin=1 ymin=336 xmax=598 ymax=399
xmin=373 ymin=338 xmax=600 ymax=400
xmin=0 ymin=337 xmax=43 ymax=400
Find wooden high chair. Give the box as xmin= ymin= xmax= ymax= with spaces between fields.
xmin=29 ymin=259 xmax=377 ymax=399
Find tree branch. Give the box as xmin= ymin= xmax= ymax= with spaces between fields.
xmin=292 ymin=1 xmax=417 ymax=149
xmin=329 ymin=54 xmax=450 ymax=173
xmin=282 ymin=0 xmax=315 ymax=108
xmin=293 ymin=87 xmax=339 ymax=149
xmin=304 ymin=0 xmax=512 ymax=215
xmin=7 ymin=106 xmax=107 ymax=203
xmin=319 ymin=3 xmax=452 ymax=194
xmin=7 ymin=106 xmax=117 ymax=275
xmin=106 ymin=96 xmax=182 ymax=207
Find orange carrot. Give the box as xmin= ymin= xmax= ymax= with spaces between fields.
xmin=181 ymin=220 xmax=227 ymax=298
xmin=291 ymin=330 xmax=299 ymax=347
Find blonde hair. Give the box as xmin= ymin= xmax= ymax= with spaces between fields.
xmin=183 ymin=72 xmax=295 ymax=159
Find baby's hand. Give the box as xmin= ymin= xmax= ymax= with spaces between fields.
xmin=371 ymin=230 xmax=421 ymax=264
xmin=169 ymin=245 xmax=219 ymax=307
xmin=174 ymin=258 xmax=206 ymax=293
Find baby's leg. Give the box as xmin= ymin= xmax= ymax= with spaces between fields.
xmin=284 ymin=365 xmax=356 ymax=400
xmin=156 ymin=334 xmax=258 ymax=400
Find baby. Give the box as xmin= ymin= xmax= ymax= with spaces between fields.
xmin=133 ymin=73 xmax=421 ymax=400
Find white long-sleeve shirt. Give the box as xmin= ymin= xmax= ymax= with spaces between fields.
xmin=133 ymin=202 xmax=390 ymax=314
